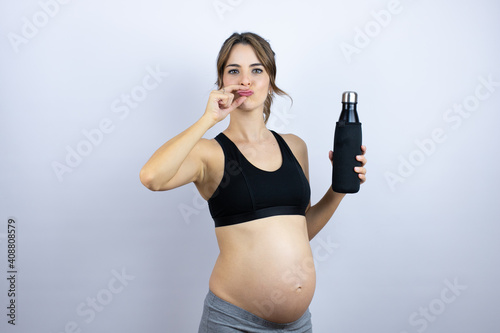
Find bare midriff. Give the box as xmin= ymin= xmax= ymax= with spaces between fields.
xmin=209 ymin=214 xmax=316 ymax=324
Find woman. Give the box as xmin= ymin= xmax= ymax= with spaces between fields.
xmin=140 ymin=32 xmax=367 ymax=332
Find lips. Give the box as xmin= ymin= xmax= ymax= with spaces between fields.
xmin=238 ymin=90 xmax=254 ymax=97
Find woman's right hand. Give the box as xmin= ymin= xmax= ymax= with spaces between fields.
xmin=203 ymin=85 xmax=248 ymax=124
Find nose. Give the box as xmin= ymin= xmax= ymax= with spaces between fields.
xmin=240 ymin=71 xmax=251 ymax=87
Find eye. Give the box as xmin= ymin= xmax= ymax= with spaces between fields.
xmin=228 ymin=69 xmax=239 ymax=74
xmin=253 ymin=68 xmax=263 ymax=74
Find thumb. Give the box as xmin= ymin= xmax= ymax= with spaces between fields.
xmin=231 ymin=96 xmax=247 ymax=110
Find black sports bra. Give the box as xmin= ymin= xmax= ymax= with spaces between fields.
xmin=208 ymin=130 xmax=311 ymax=227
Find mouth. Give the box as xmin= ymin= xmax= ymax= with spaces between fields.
xmin=238 ymin=90 xmax=254 ymax=97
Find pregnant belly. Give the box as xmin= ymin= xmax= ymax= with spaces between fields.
xmin=209 ymin=216 xmax=316 ymax=323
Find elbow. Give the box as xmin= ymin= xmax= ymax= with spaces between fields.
xmin=140 ymin=167 xmax=162 ymax=191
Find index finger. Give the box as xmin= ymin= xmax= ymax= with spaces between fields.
xmin=221 ymin=85 xmax=250 ymax=93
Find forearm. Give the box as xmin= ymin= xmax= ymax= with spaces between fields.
xmin=305 ymin=187 xmax=346 ymax=240
xmin=140 ymin=115 xmax=215 ymax=188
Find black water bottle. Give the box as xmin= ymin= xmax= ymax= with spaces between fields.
xmin=332 ymin=91 xmax=362 ymax=193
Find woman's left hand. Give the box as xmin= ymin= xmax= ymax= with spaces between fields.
xmin=355 ymin=145 xmax=367 ymax=184
xmin=328 ymin=145 xmax=367 ymax=184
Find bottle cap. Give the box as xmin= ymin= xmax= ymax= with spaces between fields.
xmin=342 ymin=91 xmax=357 ymax=104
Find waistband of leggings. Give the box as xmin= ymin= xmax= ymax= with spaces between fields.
xmin=207 ymin=289 xmax=310 ymax=329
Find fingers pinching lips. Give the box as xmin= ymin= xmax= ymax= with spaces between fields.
xmin=221 ymin=85 xmax=251 ymax=93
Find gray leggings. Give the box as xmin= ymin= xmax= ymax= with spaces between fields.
xmin=198 ymin=290 xmax=313 ymax=333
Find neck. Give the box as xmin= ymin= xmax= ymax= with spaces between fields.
xmin=225 ymin=108 xmax=268 ymax=142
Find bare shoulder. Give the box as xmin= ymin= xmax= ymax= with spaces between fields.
xmin=194 ymin=137 xmax=222 ymax=161
xmin=197 ymin=137 xmax=225 ymax=169
xmin=277 ymin=133 xmax=309 ymax=173
xmin=278 ymin=133 xmax=308 ymax=156
xmin=196 ymin=137 xmax=219 ymax=149
xmin=193 ymin=137 xmax=220 ymax=150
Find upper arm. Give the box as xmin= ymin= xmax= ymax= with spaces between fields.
xmin=151 ymin=139 xmax=210 ymax=192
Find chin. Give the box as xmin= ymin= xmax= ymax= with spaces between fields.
xmin=238 ymin=99 xmax=265 ymax=112
xmin=237 ymin=104 xmax=260 ymax=113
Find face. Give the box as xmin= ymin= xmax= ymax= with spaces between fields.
xmin=222 ymin=43 xmax=271 ymax=111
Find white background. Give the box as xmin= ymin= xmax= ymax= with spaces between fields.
xmin=1 ymin=0 xmax=499 ymax=332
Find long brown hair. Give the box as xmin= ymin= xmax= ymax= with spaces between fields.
xmin=216 ymin=32 xmax=290 ymax=124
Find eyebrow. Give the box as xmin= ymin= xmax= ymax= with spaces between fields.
xmin=226 ymin=63 xmax=263 ymax=68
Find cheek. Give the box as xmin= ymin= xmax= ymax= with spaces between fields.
xmin=222 ymin=74 xmax=237 ymax=86
xmin=257 ymin=74 xmax=271 ymax=88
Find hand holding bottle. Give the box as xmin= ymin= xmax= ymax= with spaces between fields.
xmin=329 ymin=146 xmax=367 ymax=185
xmin=332 ymin=91 xmax=366 ymax=193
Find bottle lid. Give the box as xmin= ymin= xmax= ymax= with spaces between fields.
xmin=342 ymin=91 xmax=358 ymax=103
